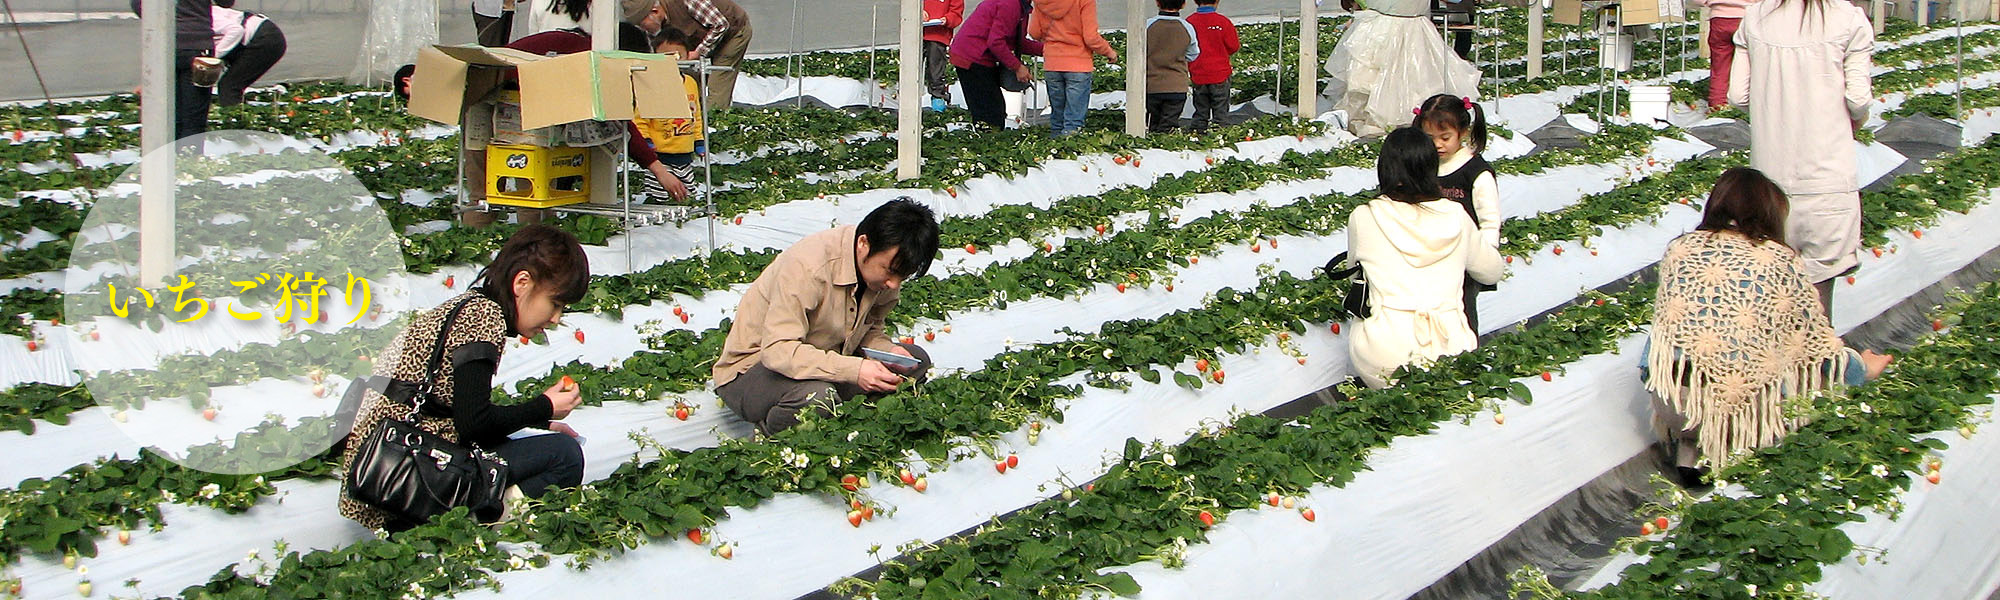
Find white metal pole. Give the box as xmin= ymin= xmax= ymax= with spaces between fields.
xmin=869 ymin=4 xmax=879 ymax=101
xmin=1956 ymin=0 xmax=1964 ymax=117
xmin=897 ymin=0 xmax=922 ymax=179
xmin=1127 ymin=0 xmax=1149 ymax=136
xmin=1872 ymin=0 xmax=1886 ymax=34
xmin=1917 ymin=0 xmax=1928 ymax=26
xmin=793 ymin=0 xmax=805 ymax=108
xmin=139 ymin=0 xmax=175 ymax=285
xmin=591 ymin=0 xmax=616 ymax=50
xmin=1276 ymin=9 xmax=1285 ymax=111
xmin=1530 ymin=0 xmax=1545 ymax=79
xmin=1298 ymin=0 xmax=1318 ymax=118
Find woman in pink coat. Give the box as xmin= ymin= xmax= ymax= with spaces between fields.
xmin=1728 ymin=0 xmax=1873 ymax=317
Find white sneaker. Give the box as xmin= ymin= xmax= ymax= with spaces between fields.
xmin=494 ymin=484 xmax=527 ymax=524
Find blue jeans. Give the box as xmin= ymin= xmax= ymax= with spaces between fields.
xmin=1045 ymin=70 xmax=1093 ymax=136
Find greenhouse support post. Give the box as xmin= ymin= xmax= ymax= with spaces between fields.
xmin=1298 ymin=0 xmax=1318 ymax=118
xmin=1529 ymin=0 xmax=1545 ymax=79
xmin=139 ymin=0 xmax=174 ymax=285
xmin=897 ymin=0 xmax=921 ymax=180
xmin=591 ymin=0 xmax=615 ymax=50
xmin=1127 ymin=0 xmax=1148 ymax=136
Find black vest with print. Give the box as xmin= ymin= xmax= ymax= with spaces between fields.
xmin=1437 ymin=153 xmax=1493 ymax=224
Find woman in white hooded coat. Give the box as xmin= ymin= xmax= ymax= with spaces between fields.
xmin=1348 ymin=127 xmax=1505 ymax=388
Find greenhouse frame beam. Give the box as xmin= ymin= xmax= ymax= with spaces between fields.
xmin=898 ymin=0 xmax=921 ymax=180
xmin=1127 ymin=0 xmax=1148 ymax=136
xmin=139 ymin=0 xmax=174 ymax=284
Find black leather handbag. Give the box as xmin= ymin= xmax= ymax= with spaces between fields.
xmin=1323 ymin=252 xmax=1372 ymax=319
xmin=343 ymin=297 xmax=510 ymax=525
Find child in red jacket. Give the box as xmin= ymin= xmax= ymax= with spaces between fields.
xmin=924 ymin=0 xmax=965 ymax=112
xmin=1187 ymin=0 xmax=1240 ymax=131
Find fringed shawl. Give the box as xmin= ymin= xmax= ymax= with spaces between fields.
xmin=1647 ymin=231 xmax=1849 ymax=466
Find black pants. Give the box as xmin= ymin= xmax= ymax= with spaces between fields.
xmin=174 ymin=49 xmax=213 ymax=143
xmin=718 ymin=343 xmax=933 ymax=435
xmin=1189 ymin=82 xmax=1230 ymax=131
xmin=474 ymin=10 xmax=515 ymax=47
xmin=1452 ymin=29 xmax=1473 ymax=59
xmin=491 ymin=432 xmax=585 ymax=497
xmin=923 ymin=40 xmax=951 ymax=100
xmin=1146 ymin=92 xmax=1187 ymax=134
xmin=956 ymin=64 xmax=1006 ymax=129
xmin=216 ymin=24 xmax=287 ymax=107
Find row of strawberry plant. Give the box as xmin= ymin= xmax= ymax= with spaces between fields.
xmin=154 ymin=134 xmax=1732 ymax=599
xmin=1511 ymin=277 xmax=2000 ymax=599
xmin=3 ymin=121 xmax=1670 ymax=429
xmin=0 ymin=124 xmax=1685 ymax=579
xmin=851 ymin=132 xmax=2000 ymax=599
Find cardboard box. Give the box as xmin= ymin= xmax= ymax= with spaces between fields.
xmin=410 ymin=45 xmax=693 ymax=131
xmin=408 ymin=44 xmax=695 ymax=206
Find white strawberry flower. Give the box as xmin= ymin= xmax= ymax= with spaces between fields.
xmin=1871 ymin=464 xmax=1890 ymax=477
xmin=847 ymin=431 xmax=860 ymax=442
xmin=199 ymin=483 xmax=221 ymax=499
xmin=829 ymin=456 xmax=843 ymax=469
xmin=1103 ymin=349 xmax=1114 ymax=360
xmin=1776 ymin=493 xmax=1788 ymax=505
xmin=1746 ymin=584 xmax=1758 ymax=596
xmin=1162 ymin=453 xmax=1177 ymax=467
xmin=1859 ymin=402 xmax=1873 ymax=414
xmin=508 ymin=556 xmax=526 ymax=569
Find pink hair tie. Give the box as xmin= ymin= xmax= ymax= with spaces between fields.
xmin=1462 ymin=97 xmax=1474 ymax=109
xmin=1412 ymin=107 xmax=1422 ymax=115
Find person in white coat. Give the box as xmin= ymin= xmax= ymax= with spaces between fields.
xmin=1728 ymin=0 xmax=1873 ymax=317
xmin=1347 ymin=127 xmax=1505 ymax=388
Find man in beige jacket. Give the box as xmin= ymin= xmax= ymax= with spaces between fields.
xmin=1729 ymin=0 xmax=1873 ymax=316
xmin=713 ymin=199 xmax=940 ymax=435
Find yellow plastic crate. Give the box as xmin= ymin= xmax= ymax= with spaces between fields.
xmin=486 ymin=143 xmax=590 ymax=208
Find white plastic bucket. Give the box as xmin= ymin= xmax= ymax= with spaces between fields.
xmin=1629 ymin=85 xmax=1674 ymax=126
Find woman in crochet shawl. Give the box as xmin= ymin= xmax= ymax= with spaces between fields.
xmin=1645 ymin=168 xmax=1890 ymax=484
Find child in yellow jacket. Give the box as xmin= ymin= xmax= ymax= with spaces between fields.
xmin=634 ymin=29 xmax=706 ymax=203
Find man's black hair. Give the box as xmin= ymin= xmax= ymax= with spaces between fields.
xmin=392 ymin=63 xmax=417 ymax=101
xmin=1377 ymin=126 xmax=1444 ymax=203
xmin=616 ymin=22 xmax=652 ymax=52
xmin=1158 ymin=0 xmax=1188 ymax=9
xmin=856 ymin=198 xmax=940 ymax=279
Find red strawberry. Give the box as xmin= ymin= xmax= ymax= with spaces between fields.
xmin=913 ymin=477 xmax=929 ymax=492
xmin=1872 ymin=247 xmax=1884 ymax=258
xmin=1251 ymin=243 xmax=1262 ymax=253
xmin=1278 ymin=332 xmax=1291 ymax=341
xmin=520 ymin=335 xmax=531 ymax=345
xmin=1165 ymin=284 xmax=1175 ymax=292
xmin=899 ymin=469 xmax=917 ymax=486
xmin=841 ymin=474 xmax=860 ymax=492
xmin=675 ymin=406 xmax=690 ymax=421
xmin=1268 ymin=492 xmax=1281 ymax=506
xmin=1131 ymin=159 xmax=1141 ymax=167
xmin=735 ymin=216 xmax=744 ymax=225
xmin=679 ymin=313 xmax=690 ymax=324
xmin=900 ymin=336 xmax=915 ymax=345
xmin=9 ymin=130 xmax=21 ymax=142
xmin=861 ymin=505 xmax=875 ymax=521
xmin=1189 ymin=257 xmax=1199 ymax=265
xmin=1095 ymin=224 xmax=1108 ymax=235
xmin=1116 ymin=283 xmax=1128 ymax=293
xmin=89 ymin=331 xmax=100 ymax=341
xmin=1198 ymin=510 xmax=1216 ymax=527
xmin=674 ymin=306 xmax=685 ymax=317
xmin=560 ymin=375 xmax=576 ymax=390
xmin=1301 ymin=508 xmax=1316 ymax=522
xmin=1553 ymin=246 xmax=1565 ymax=256
xmin=1654 ymin=517 xmax=1670 ymax=531
xmin=1541 ymin=372 xmax=1553 ymax=382
xmin=847 ymin=510 xmax=864 ymax=527
xmin=995 ymin=460 xmax=1009 ymax=474
xmin=1196 ymin=359 xmax=1210 ymax=373
xmin=1913 ymin=229 xmax=1924 ymax=239
xmin=1330 ymin=323 xmax=1341 ymax=334
xmin=1928 ymin=471 xmax=1942 ymax=484
xmin=1268 ymin=238 xmax=1278 ymax=249
xmin=574 ymin=330 xmax=586 ymax=343
xmin=1006 ymin=454 xmax=1019 ymax=469
xmin=1206 ymin=157 xmax=1215 ymax=165
xmin=1297 ymin=357 xmax=1307 ymax=365
xmin=964 ymin=243 xmax=977 ymax=254
xmin=1933 ymin=319 xmax=1946 ymax=331
xmin=203 ymin=407 xmax=218 ymax=421
xmin=1113 ymin=156 xmax=1129 ymax=166
xmin=925 ymin=331 xmax=936 ymax=342
xmin=1641 ymin=523 xmax=1655 ymax=536
xmin=1847 ymin=276 xmax=1857 ymax=285
xmin=947 ymin=188 xmax=959 ymax=198
xmin=688 ymin=529 xmax=705 ymax=544
xmin=1044 ymin=242 xmax=1055 ymax=253
xmin=1505 ymin=255 xmax=1514 ymax=264
xmin=1212 ymin=370 xmax=1225 ymax=384
xmin=24 ymin=340 xmax=37 ymax=352
xmin=1594 ymin=299 xmax=1606 ymax=306
xmin=444 ymin=275 xmax=456 ymax=288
